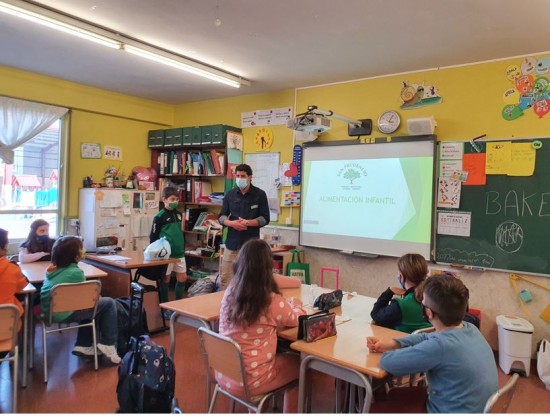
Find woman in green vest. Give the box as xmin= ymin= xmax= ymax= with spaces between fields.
xmin=370 ymin=253 xmax=431 ymax=333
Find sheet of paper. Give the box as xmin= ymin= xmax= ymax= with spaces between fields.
xmin=440 ymin=142 xmax=464 ymax=160
xmin=439 ymin=160 xmax=462 ymax=177
xmin=98 ymin=255 xmax=131 ymax=261
xmin=508 ymin=142 xmax=536 ymax=176
xmin=335 ymin=316 xmax=352 ymax=325
xmin=437 ymin=178 xmax=462 ymax=209
xmin=463 ymin=153 xmax=487 ymax=185
xmin=98 ymin=191 xmax=123 ymax=208
xmin=437 ymin=211 xmax=472 ymax=237
xmin=486 ymin=141 xmax=511 ymax=174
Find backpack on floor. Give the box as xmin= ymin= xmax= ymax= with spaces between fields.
xmin=115 ymin=282 xmax=149 ymax=356
xmin=117 ymin=335 xmax=176 ymax=413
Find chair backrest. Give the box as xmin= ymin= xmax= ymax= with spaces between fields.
xmin=49 ymin=280 xmax=101 ymax=319
xmin=0 ymin=304 xmax=20 ymax=353
xmin=483 ymin=373 xmax=520 ymax=413
xmin=197 ymin=327 xmax=249 ymax=395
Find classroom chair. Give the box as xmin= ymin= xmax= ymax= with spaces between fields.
xmin=133 ymin=265 xmax=168 ymax=331
xmin=35 ymin=280 xmax=101 ymax=383
xmin=197 ymin=326 xmax=298 ymax=413
xmin=483 ymin=372 xmax=520 ymax=413
xmin=0 ymin=304 xmax=20 ymax=413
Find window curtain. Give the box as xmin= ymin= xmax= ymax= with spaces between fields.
xmin=0 ymin=96 xmax=68 ymax=164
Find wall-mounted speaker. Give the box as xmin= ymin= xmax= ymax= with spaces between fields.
xmin=407 ymin=116 xmax=437 ymax=135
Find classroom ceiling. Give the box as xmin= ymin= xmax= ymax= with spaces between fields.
xmin=1 ymin=0 xmax=549 ymax=105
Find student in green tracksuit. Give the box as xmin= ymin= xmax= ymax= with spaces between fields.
xmin=370 ymin=253 xmax=431 ymax=333
xmin=150 ymin=187 xmax=187 ymax=305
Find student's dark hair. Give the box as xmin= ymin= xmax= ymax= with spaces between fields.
xmin=235 ymin=164 xmax=253 ymax=176
xmin=0 ymin=228 xmax=8 ymax=249
xmin=51 ymin=236 xmax=83 ymax=268
xmin=422 ymin=273 xmax=469 ymax=326
xmin=162 ymin=187 xmax=178 ymax=199
xmin=19 ymin=219 xmax=54 ymax=254
xmin=225 ymin=239 xmax=280 ymax=326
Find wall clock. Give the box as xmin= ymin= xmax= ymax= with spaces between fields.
xmin=377 ymin=110 xmax=401 ymax=134
xmin=255 ymin=127 xmax=273 ymax=151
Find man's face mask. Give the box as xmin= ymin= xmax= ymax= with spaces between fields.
xmin=236 ymin=178 xmax=248 ymax=190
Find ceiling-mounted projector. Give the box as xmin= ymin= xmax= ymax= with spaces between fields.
xmin=286 ymin=114 xmax=331 ymax=133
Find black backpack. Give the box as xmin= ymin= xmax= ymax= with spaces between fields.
xmin=115 ymin=282 xmax=149 ymax=356
xmin=116 ymin=335 xmax=176 ymax=413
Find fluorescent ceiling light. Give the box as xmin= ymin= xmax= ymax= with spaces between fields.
xmin=123 ymin=44 xmax=247 ymax=88
xmin=0 ymin=1 xmax=121 ymax=49
xmin=0 ymin=0 xmax=250 ymax=88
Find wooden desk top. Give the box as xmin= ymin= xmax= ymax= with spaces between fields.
xmin=290 ymin=321 xmax=407 ymax=379
xmin=20 ymin=283 xmax=37 ymax=294
xmin=19 ymin=261 xmax=108 ymax=284
xmin=85 ymin=251 xmax=179 ymax=269
xmin=161 ymin=284 xmax=378 ymax=340
xmin=161 ymin=291 xmax=225 ymax=322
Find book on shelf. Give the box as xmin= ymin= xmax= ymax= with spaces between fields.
xmin=193 ymin=212 xmax=220 ymax=232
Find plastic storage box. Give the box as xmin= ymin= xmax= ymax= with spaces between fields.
xmin=496 ymin=315 xmax=534 ymax=376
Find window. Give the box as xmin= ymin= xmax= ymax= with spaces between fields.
xmin=0 ymin=120 xmax=61 ymax=239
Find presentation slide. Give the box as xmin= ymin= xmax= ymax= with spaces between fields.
xmin=300 ymin=139 xmax=435 ymax=258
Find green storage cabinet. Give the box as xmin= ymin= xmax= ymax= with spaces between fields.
xmin=182 ymin=127 xmax=193 ymax=146
xmin=190 ymin=126 xmax=202 ymax=146
xmin=148 ymin=129 xmax=165 ymax=148
xmin=211 ymin=124 xmax=241 ymax=145
xmin=164 ymin=127 xmax=183 ymax=147
xmin=201 ymin=125 xmax=212 ymax=145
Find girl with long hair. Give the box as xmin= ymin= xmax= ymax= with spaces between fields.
xmin=218 ymin=238 xmax=305 ymax=413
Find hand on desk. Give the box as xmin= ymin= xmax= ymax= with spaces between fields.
xmin=366 ymin=337 xmax=399 ymax=353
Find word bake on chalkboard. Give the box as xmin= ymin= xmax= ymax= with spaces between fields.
xmin=435 ymin=138 xmax=550 ymax=275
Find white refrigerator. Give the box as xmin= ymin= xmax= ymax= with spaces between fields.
xmin=79 ymin=188 xmax=160 ymax=253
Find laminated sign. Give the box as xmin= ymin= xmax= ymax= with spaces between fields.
xmin=286 ymin=249 xmax=310 ymax=284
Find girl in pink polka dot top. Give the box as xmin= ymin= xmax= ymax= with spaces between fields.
xmin=218 ymin=239 xmax=306 ymax=413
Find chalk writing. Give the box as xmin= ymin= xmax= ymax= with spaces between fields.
xmin=495 ymin=221 xmax=523 ymax=253
xmin=486 ymin=190 xmax=550 ymax=216
xmin=437 ymin=248 xmax=495 ymax=267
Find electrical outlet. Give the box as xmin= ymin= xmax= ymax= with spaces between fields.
xmin=285 ymin=217 xmax=292 ymax=225
xmin=69 ymin=219 xmax=79 ymax=227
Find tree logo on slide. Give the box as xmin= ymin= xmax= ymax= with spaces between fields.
xmin=337 ymin=163 xmax=367 ymax=189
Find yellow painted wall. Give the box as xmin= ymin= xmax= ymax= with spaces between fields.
xmin=0 ymin=65 xmax=174 ymax=217
xmin=296 ymin=56 xmax=550 ymax=142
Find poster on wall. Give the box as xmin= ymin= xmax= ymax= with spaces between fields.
xmin=103 ymin=145 xmax=122 ymax=160
xmin=501 ymin=55 xmax=550 ymax=121
xmin=399 ymin=81 xmax=442 ymax=109
xmin=241 ymin=107 xmax=292 ymax=127
xmin=80 ymin=142 xmax=101 ymax=159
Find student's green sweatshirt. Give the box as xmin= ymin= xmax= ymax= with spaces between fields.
xmin=40 ymin=263 xmax=85 ymax=322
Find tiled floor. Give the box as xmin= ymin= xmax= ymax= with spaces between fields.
xmin=1 ymin=322 xmax=549 ymax=413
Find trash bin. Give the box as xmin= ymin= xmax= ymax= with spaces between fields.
xmin=496 ymin=315 xmax=534 ymax=376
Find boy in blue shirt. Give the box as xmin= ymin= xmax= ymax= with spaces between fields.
xmin=367 ymin=273 xmax=498 ymax=413
xmin=150 ymin=187 xmax=187 ymax=303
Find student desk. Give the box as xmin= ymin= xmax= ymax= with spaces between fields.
xmin=84 ymin=251 xmax=178 ymax=297
xmin=17 ymin=283 xmax=36 ymax=388
xmin=19 ymin=261 xmax=107 ymax=284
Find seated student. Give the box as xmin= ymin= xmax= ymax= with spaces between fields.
xmin=218 ymin=239 xmax=306 ymax=413
xmin=0 ymin=228 xmax=29 ymax=321
xmin=19 ymin=219 xmax=56 ymax=263
xmin=370 ymin=253 xmax=431 ymax=333
xmin=367 ymin=273 xmax=498 ymax=413
xmin=40 ymin=236 xmax=121 ymax=364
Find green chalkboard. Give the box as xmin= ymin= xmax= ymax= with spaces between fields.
xmin=434 ymin=138 xmax=550 ymax=275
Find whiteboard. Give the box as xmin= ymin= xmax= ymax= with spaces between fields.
xmin=245 ymin=152 xmax=280 ymax=222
